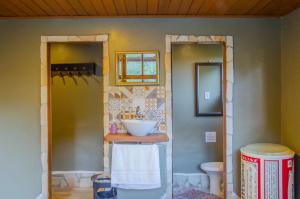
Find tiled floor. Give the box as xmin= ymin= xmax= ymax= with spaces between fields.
xmin=52 ymin=188 xmax=93 ymax=199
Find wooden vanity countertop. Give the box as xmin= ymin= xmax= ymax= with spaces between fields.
xmin=104 ymin=133 xmax=169 ymax=143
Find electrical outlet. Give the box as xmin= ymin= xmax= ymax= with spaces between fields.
xmin=204 ymin=91 xmax=210 ymax=100
xmin=205 ymin=131 xmax=216 ymax=143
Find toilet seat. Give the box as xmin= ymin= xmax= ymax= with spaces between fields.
xmin=201 ymin=162 xmax=223 ymax=172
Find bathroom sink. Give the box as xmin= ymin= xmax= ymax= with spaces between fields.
xmin=121 ymin=120 xmax=157 ymax=136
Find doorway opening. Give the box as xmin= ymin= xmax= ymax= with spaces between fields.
xmin=50 ymin=42 xmax=103 ymax=199
xmin=39 ymin=35 xmax=109 ymax=199
xmin=164 ymin=35 xmax=235 ymax=199
xmin=172 ymin=43 xmax=224 ymax=199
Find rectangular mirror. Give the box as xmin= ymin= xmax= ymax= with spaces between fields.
xmin=116 ymin=51 xmax=159 ymax=85
xmin=195 ymin=62 xmax=223 ymax=116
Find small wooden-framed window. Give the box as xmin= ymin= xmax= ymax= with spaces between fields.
xmin=116 ymin=51 xmax=159 ymax=85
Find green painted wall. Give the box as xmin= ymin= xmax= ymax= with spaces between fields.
xmin=0 ymin=18 xmax=281 ymax=198
xmin=281 ymin=8 xmax=300 ymax=156
xmin=281 ymin=7 xmax=300 ymax=199
xmin=50 ymin=43 xmax=103 ymax=171
xmin=172 ymin=44 xmax=223 ymax=173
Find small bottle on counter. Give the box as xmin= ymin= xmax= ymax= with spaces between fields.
xmin=109 ymin=122 xmax=118 ymax=134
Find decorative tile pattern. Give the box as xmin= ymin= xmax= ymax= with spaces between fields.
xmin=156 ymin=86 xmax=166 ymax=99
xmin=108 ymin=98 xmax=121 ymax=116
xmin=108 ymin=86 xmax=166 ymax=134
xmin=145 ymin=98 xmax=158 ymax=111
xmin=159 ymin=123 xmax=167 ymax=133
xmin=133 ymin=87 xmax=145 ymax=97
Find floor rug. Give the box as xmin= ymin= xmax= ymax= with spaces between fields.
xmin=174 ymin=188 xmax=221 ymax=199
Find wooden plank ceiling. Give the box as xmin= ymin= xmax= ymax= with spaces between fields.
xmin=0 ymin=0 xmax=299 ymax=18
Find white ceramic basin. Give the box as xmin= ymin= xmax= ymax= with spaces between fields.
xmin=121 ymin=120 xmax=157 ymax=136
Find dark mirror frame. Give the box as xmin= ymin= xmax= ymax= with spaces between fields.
xmin=195 ymin=62 xmax=223 ymax=116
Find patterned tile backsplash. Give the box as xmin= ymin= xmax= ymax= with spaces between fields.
xmin=108 ymin=86 xmax=166 ymax=134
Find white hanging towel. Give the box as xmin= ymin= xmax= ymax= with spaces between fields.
xmin=111 ymin=144 xmax=161 ymax=189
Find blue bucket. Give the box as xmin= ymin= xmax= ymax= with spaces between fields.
xmin=91 ymin=175 xmax=117 ymax=199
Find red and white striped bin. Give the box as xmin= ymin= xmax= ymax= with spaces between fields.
xmin=241 ymin=143 xmax=295 ymax=199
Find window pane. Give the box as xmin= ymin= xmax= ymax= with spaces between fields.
xmin=116 ymin=51 xmax=159 ymax=85
xmin=126 ymin=54 xmax=142 ymax=75
xmin=143 ymin=79 xmax=157 ymax=83
xmin=143 ymin=53 xmax=157 ymax=75
xmin=127 ymin=79 xmax=142 ymax=83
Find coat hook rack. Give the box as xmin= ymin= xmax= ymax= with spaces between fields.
xmin=51 ymin=63 xmax=96 ymax=77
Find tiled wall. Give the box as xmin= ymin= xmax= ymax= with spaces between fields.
xmin=108 ymin=86 xmax=167 ymax=134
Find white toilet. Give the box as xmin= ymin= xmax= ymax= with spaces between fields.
xmin=201 ymin=162 xmax=223 ymax=197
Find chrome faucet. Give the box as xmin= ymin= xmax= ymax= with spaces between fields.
xmin=135 ymin=106 xmax=144 ymax=119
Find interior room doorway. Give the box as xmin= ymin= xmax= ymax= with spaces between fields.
xmin=50 ymin=42 xmax=103 ymax=199
xmin=39 ymin=35 xmax=109 ymax=199
xmin=164 ymin=35 xmax=235 ymax=199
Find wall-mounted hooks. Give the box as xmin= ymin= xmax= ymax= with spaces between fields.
xmin=51 ymin=63 xmax=96 ymax=85
xmin=51 ymin=63 xmax=96 ymax=75
xmin=68 ymin=71 xmax=78 ymax=85
xmin=59 ymin=72 xmax=66 ymax=85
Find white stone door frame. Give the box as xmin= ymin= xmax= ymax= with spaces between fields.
xmin=165 ymin=35 xmax=234 ymax=199
xmin=39 ymin=35 xmax=109 ymax=199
